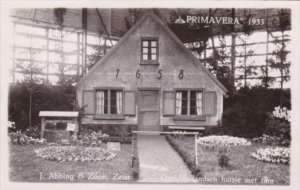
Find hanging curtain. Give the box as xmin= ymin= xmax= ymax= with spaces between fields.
xmin=176 ymin=92 xmax=182 ymax=115
xmin=116 ymin=91 xmax=123 ymax=114
xmin=196 ymin=92 xmax=203 ymax=115
xmin=96 ymin=90 xmax=104 ymax=114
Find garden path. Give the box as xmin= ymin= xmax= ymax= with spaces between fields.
xmin=137 ymin=134 xmax=197 ymax=183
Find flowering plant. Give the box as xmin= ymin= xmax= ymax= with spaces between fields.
xmin=251 ymin=147 xmax=290 ymax=164
xmin=272 ymin=106 xmax=291 ymax=122
xmin=77 ymin=131 xmax=109 ymax=146
xmin=197 ymin=135 xmax=251 ymax=147
xmin=35 ymin=146 xmax=116 ymax=162
xmin=252 ymin=134 xmax=290 ymax=146
xmin=9 ymin=131 xmax=46 ymax=145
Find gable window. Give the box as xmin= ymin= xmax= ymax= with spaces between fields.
xmin=96 ymin=89 xmax=123 ymax=115
xmin=175 ymin=90 xmax=203 ymax=116
xmin=141 ymin=38 xmax=158 ymax=62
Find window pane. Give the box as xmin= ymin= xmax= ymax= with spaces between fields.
xmin=15 ymin=48 xmax=30 ymax=59
xmin=151 ymin=48 xmax=157 ymax=54
xmin=63 ymin=42 xmax=77 ymax=53
xmin=142 ymin=54 xmax=148 ymax=60
xmin=181 ymin=91 xmax=188 ymax=115
xmin=15 ymin=60 xmax=30 ymax=71
xmin=142 ymin=41 xmax=148 ymax=47
xmin=48 ymin=75 xmax=59 ymax=84
xmin=65 ymin=55 xmax=77 ymax=64
xmin=104 ymin=90 xmax=108 ymax=114
xmin=32 ymin=62 xmax=47 ymax=73
xmin=32 ymin=38 xmax=47 ymax=49
xmin=143 ymin=48 xmax=148 ymax=53
xmin=32 ymin=51 xmax=47 ymax=61
xmin=151 ymin=41 xmax=157 ymax=47
xmin=111 ymin=90 xmax=117 ymax=114
xmin=48 ymin=63 xmax=60 ymax=74
xmin=63 ymin=32 xmax=78 ymax=42
xmin=151 ymin=54 xmax=157 ymax=60
xmin=15 ymin=35 xmax=31 ymax=47
xmin=63 ymin=65 xmax=77 ymax=75
xmin=49 ymin=40 xmax=62 ymax=50
xmin=49 ymin=52 xmax=62 ymax=62
xmin=190 ymin=91 xmax=197 ymax=115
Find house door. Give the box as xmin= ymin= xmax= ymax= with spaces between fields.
xmin=138 ymin=90 xmax=160 ymax=131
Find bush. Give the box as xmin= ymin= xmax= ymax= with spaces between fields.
xmin=217 ymin=147 xmax=230 ymax=168
xmin=264 ymin=114 xmax=290 ymax=145
xmin=223 ymin=87 xmax=290 ymax=138
xmin=9 ymin=131 xmax=46 ymax=145
xmin=24 ymin=125 xmax=40 ymax=139
xmin=77 ymin=130 xmax=108 ymax=146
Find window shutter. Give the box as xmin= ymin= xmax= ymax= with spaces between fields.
xmin=124 ymin=91 xmax=136 ymax=115
xmin=163 ymin=91 xmax=175 ymax=115
xmin=83 ymin=91 xmax=94 ymax=114
xmin=204 ymin=91 xmax=216 ymax=116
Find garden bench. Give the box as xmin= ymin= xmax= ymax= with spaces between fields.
xmin=39 ymin=111 xmax=79 ymax=139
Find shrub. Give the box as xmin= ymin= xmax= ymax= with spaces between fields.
xmin=131 ymin=156 xmax=140 ymax=181
xmin=217 ymin=146 xmax=230 ymax=167
xmin=24 ymin=125 xmax=40 ymax=139
xmin=9 ymin=131 xmax=46 ymax=145
xmin=223 ymin=87 xmax=290 ymax=138
xmin=264 ymin=114 xmax=290 ymax=145
xmin=251 ymin=147 xmax=290 ymax=164
xmin=77 ymin=130 xmax=109 ymax=146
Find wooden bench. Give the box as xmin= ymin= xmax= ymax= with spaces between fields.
xmin=39 ymin=111 xmax=79 ymax=139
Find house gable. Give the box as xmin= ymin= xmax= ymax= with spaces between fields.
xmin=77 ymin=12 xmax=227 ymax=94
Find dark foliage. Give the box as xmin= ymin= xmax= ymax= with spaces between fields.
xmin=217 ymin=147 xmax=230 ymax=168
xmin=222 ymin=86 xmax=290 ymax=138
xmin=9 ymin=83 xmax=76 ymax=131
xmin=264 ymin=114 xmax=290 ymax=146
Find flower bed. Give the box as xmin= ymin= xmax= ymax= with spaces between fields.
xmin=251 ymin=147 xmax=290 ymax=164
xmin=9 ymin=131 xmax=46 ymax=145
xmin=35 ymin=146 xmax=116 ymax=162
xmin=197 ymin=135 xmax=251 ymax=147
xmin=252 ymin=134 xmax=290 ymax=146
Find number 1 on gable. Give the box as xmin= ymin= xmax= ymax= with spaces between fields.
xmin=116 ymin=69 xmax=120 ymax=78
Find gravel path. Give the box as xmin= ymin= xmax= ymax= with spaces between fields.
xmin=137 ymin=134 xmax=197 ymax=183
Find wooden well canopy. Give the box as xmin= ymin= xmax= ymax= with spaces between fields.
xmin=39 ymin=111 xmax=79 ymax=139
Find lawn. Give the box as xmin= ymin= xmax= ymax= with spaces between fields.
xmin=9 ymin=144 xmax=134 ymax=183
xmin=166 ymin=136 xmax=290 ymax=185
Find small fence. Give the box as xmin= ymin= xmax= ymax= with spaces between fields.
xmin=131 ymin=130 xmax=199 ymax=166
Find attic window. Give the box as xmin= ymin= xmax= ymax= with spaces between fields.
xmin=141 ymin=37 xmax=159 ymax=64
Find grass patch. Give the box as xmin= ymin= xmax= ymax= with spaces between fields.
xmin=166 ymin=136 xmax=290 ymax=185
xmin=10 ymin=144 xmax=134 ymax=183
xmin=165 ymin=135 xmax=202 ymax=178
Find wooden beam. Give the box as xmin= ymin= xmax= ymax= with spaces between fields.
xmin=39 ymin=111 xmax=79 ymax=117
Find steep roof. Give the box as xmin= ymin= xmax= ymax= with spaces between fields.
xmin=77 ymin=12 xmax=227 ymax=94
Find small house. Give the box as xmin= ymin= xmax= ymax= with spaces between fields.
xmin=76 ymin=12 xmax=227 ymax=131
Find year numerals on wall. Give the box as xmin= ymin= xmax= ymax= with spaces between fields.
xmin=115 ymin=69 xmax=184 ymax=80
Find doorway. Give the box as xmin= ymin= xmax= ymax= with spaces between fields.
xmin=138 ymin=90 xmax=160 ymax=131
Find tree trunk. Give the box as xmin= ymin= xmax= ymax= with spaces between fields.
xmin=29 ymin=91 xmax=32 ymax=128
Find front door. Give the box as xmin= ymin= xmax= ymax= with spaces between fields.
xmin=138 ymin=90 xmax=160 ymax=131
